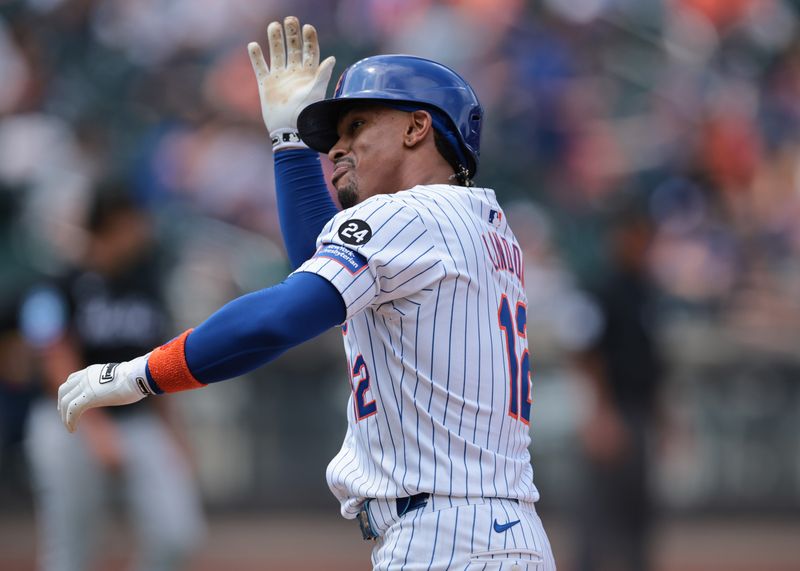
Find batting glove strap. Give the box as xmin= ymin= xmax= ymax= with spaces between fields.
xmin=271 ymin=128 xmax=309 ymax=151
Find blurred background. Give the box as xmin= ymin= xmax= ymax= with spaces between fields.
xmin=1 ymin=0 xmax=799 ymax=570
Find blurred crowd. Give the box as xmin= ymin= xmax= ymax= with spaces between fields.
xmin=1 ymin=0 xmax=800 ymax=569
xmin=3 ymin=0 xmax=797 ymax=351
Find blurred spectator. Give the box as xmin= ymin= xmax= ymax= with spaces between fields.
xmin=574 ymin=204 xmax=664 ymax=571
xmin=0 ymin=295 xmax=36 ymax=501
xmin=20 ymin=184 xmax=204 ymax=571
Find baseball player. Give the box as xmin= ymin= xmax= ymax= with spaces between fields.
xmin=24 ymin=189 xmax=204 ymax=571
xmin=57 ymin=17 xmax=556 ymax=570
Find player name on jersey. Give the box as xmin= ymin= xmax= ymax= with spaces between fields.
xmin=482 ymin=230 xmax=525 ymax=286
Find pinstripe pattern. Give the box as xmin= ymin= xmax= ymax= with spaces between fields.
xmin=372 ymin=498 xmax=554 ymax=570
xmin=294 ymin=185 xmax=547 ymax=567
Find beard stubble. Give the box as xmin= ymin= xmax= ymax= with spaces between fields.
xmin=337 ymin=180 xmax=359 ymax=210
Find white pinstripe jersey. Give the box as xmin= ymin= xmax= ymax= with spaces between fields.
xmin=293 ymin=184 xmax=539 ymax=519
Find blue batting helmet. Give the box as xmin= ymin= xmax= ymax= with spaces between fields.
xmin=297 ymin=55 xmax=483 ymax=177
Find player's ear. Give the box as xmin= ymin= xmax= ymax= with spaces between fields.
xmin=403 ymin=110 xmax=433 ymax=148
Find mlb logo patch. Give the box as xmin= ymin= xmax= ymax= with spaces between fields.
xmin=488 ymin=209 xmax=503 ymax=227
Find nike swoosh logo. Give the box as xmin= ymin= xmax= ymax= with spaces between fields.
xmin=493 ymin=518 xmax=520 ymax=533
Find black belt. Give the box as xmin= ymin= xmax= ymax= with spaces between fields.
xmin=396 ymin=492 xmax=429 ymax=517
xmin=357 ymin=494 xmax=519 ymax=540
xmin=357 ymin=492 xmax=429 ymax=540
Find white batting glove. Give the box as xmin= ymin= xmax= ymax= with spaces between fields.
xmin=248 ymin=16 xmax=336 ymax=151
xmin=57 ymin=354 xmax=154 ymax=433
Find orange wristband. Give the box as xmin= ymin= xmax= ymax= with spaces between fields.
xmin=147 ymin=329 xmax=206 ymax=393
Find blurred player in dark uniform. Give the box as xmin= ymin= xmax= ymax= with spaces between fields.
xmin=22 ymin=185 xmax=204 ymax=571
xmin=0 ymin=296 xmax=35 ymax=497
xmin=575 ymin=205 xmax=663 ymax=571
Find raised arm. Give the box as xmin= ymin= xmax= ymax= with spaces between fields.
xmin=249 ymin=17 xmax=340 ymax=267
xmin=274 ymin=149 xmax=339 ymax=267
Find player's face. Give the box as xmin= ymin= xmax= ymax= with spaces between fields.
xmin=329 ymin=106 xmax=408 ymax=209
xmin=90 ymin=210 xmax=152 ymax=274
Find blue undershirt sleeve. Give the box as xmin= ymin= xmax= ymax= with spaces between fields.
xmin=274 ymin=148 xmax=340 ymax=269
xmin=183 ymin=272 xmax=345 ymax=383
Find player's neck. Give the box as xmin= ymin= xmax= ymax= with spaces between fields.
xmin=397 ymin=158 xmax=457 ymax=191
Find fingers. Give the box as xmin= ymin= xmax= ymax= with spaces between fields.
xmin=57 ymin=370 xmax=82 ymax=415
xmin=64 ymin=393 xmax=89 ymax=433
xmin=307 ymin=56 xmax=336 ymax=106
xmin=268 ymin=21 xmax=286 ymax=72
xmin=248 ymin=41 xmax=269 ymax=80
xmin=302 ymin=24 xmax=320 ymax=68
xmin=59 ymin=384 xmax=85 ymax=432
xmin=317 ymin=56 xmax=337 ymax=86
xmin=58 ymin=367 xmax=91 ymax=432
xmin=258 ymin=18 xmax=324 ymax=75
xmin=284 ymin=16 xmax=302 ymax=69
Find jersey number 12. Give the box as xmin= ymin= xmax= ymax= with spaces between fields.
xmin=498 ymin=295 xmax=532 ymax=424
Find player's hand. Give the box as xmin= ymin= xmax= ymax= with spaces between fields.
xmin=57 ymin=354 xmax=152 ymax=433
xmin=581 ymin=404 xmax=630 ymax=464
xmin=248 ymin=16 xmax=335 ymax=148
